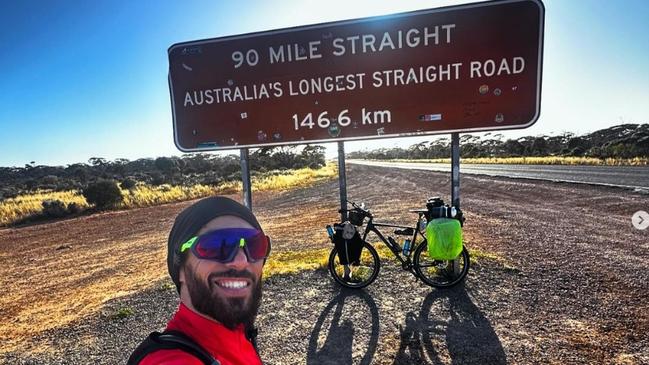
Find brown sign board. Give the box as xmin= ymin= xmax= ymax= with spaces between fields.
xmin=168 ymin=0 xmax=544 ymax=152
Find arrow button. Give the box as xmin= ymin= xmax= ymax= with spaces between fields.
xmin=632 ymin=210 xmax=649 ymax=230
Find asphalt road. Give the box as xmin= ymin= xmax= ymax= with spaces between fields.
xmin=348 ymin=160 xmax=649 ymax=190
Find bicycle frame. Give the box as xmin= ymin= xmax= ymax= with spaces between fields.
xmin=360 ymin=213 xmax=426 ymax=270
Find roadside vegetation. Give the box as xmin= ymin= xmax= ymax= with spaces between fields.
xmin=348 ymin=123 xmax=649 ymax=165
xmin=0 ymin=146 xmax=334 ymax=227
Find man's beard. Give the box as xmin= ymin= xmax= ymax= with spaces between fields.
xmin=183 ymin=266 xmax=262 ymax=330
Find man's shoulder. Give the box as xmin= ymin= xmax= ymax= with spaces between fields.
xmin=138 ymin=349 xmax=205 ymax=365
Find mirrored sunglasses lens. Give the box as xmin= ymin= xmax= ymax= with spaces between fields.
xmin=246 ymin=234 xmax=269 ymax=260
xmin=195 ymin=238 xmax=237 ymax=260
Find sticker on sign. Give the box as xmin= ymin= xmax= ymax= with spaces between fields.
xmin=168 ymin=0 xmax=545 ymax=152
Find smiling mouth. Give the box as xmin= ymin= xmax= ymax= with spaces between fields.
xmin=215 ymin=279 xmax=250 ymax=289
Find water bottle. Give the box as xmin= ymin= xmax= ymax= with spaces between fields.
xmin=419 ymin=217 xmax=427 ymax=232
xmin=402 ymin=239 xmax=412 ymax=256
xmin=326 ymin=225 xmax=334 ymax=238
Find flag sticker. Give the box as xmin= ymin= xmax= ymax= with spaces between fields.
xmin=419 ymin=114 xmax=443 ymax=122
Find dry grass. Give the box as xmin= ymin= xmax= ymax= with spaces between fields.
xmin=214 ymin=163 xmax=339 ymax=193
xmin=120 ymin=184 xmax=217 ymax=208
xmin=0 ymin=191 xmax=89 ymax=226
xmin=263 ymin=248 xmax=331 ymax=277
xmin=389 ymin=156 xmax=648 ymax=166
xmin=0 ymin=164 xmax=338 ymax=227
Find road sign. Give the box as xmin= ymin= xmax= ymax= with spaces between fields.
xmin=168 ymin=0 xmax=544 ymax=152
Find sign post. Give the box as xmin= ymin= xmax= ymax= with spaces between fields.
xmin=240 ymin=148 xmax=252 ymax=209
xmin=451 ymin=133 xmax=461 ymax=209
xmin=338 ymin=142 xmax=348 ymax=222
xmin=450 ymin=132 xmax=461 ymax=275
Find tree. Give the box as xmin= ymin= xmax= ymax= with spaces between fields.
xmin=154 ymin=157 xmax=177 ymax=173
xmin=530 ymin=137 xmax=548 ymax=156
xmin=300 ymin=145 xmax=326 ymax=168
xmin=120 ymin=178 xmax=137 ymax=190
xmin=503 ymin=140 xmax=525 ymax=156
xmin=88 ymin=157 xmax=107 ymax=167
xmin=82 ymin=180 xmax=123 ymax=209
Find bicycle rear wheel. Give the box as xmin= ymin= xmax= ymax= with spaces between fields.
xmin=413 ymin=240 xmax=469 ymax=288
xmin=328 ymin=242 xmax=380 ymax=289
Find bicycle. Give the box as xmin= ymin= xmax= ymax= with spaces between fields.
xmin=326 ymin=199 xmax=470 ymax=289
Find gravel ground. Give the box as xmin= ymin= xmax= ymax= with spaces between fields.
xmin=2 ymin=164 xmax=648 ymax=364
xmin=2 ymin=261 xmax=516 ymax=365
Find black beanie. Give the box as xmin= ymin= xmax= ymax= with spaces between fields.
xmin=167 ymin=196 xmax=262 ymax=292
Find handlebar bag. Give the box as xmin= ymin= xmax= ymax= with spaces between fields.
xmin=426 ymin=218 xmax=463 ymax=260
xmin=332 ymin=222 xmax=363 ymax=265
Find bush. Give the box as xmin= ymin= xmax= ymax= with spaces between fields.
xmin=83 ymin=180 xmax=123 ymax=209
xmin=42 ymin=200 xmax=68 ymax=218
xmin=40 ymin=175 xmax=59 ymax=186
xmin=0 ymin=187 xmax=19 ymax=200
xmin=67 ymin=202 xmax=82 ymax=214
xmin=148 ymin=172 xmax=166 ymax=186
xmin=120 ymin=178 xmax=137 ymax=190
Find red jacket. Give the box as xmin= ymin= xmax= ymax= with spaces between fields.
xmin=139 ymin=303 xmax=262 ymax=365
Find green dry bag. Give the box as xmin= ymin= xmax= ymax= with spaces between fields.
xmin=426 ymin=218 xmax=463 ymax=260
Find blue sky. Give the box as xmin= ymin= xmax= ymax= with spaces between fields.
xmin=0 ymin=0 xmax=647 ymax=167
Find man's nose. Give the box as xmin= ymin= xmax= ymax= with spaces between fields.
xmin=226 ymin=247 xmax=249 ymax=269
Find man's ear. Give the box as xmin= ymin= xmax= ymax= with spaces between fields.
xmin=179 ymin=266 xmax=186 ymax=285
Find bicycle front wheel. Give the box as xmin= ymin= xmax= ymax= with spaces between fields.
xmin=328 ymin=242 xmax=380 ymax=289
xmin=413 ymin=240 xmax=469 ymax=288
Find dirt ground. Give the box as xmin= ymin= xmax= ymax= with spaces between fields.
xmin=1 ymin=164 xmax=647 ymax=364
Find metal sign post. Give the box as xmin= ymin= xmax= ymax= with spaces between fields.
xmin=338 ymin=141 xmax=348 ymax=222
xmin=450 ymin=132 xmax=461 ymax=275
xmin=451 ymin=133 xmax=461 ymax=208
xmin=240 ymin=148 xmax=252 ymax=209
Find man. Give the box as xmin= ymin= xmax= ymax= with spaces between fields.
xmin=128 ymin=196 xmax=270 ymax=365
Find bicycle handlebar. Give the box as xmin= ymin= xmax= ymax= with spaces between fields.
xmin=341 ymin=200 xmax=373 ymax=218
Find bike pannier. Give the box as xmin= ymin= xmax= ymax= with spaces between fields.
xmin=426 ymin=218 xmax=463 ymax=260
xmin=332 ymin=222 xmax=363 ymax=265
xmin=348 ymin=210 xmax=365 ymax=226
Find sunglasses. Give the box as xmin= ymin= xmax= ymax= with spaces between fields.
xmin=180 ymin=228 xmax=271 ymax=263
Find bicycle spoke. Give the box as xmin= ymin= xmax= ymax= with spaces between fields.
xmin=328 ymin=242 xmax=380 ymax=289
xmin=414 ymin=241 xmax=469 ymax=288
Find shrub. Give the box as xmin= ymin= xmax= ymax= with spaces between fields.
xmin=120 ymin=178 xmax=137 ymax=190
xmin=82 ymin=180 xmax=123 ymax=209
xmin=0 ymin=188 xmax=19 ymax=200
xmin=148 ymin=172 xmax=166 ymax=186
xmin=40 ymin=175 xmax=59 ymax=186
xmin=67 ymin=202 xmax=82 ymax=214
xmin=42 ymin=200 xmax=68 ymax=218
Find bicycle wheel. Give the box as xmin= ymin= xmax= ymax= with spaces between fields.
xmin=328 ymin=241 xmax=380 ymax=289
xmin=413 ymin=240 xmax=469 ymax=288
